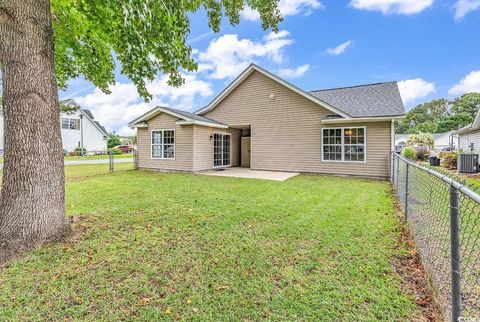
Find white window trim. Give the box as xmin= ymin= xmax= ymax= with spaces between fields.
xmin=213 ymin=132 xmax=232 ymax=168
xmin=61 ymin=117 xmax=79 ymax=130
xmin=321 ymin=126 xmax=367 ymax=163
xmin=150 ymin=129 xmax=175 ymax=160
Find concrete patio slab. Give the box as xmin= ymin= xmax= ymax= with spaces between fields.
xmin=198 ymin=167 xmax=299 ymax=181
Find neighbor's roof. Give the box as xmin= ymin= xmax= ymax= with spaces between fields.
xmin=309 ymin=82 xmax=405 ymax=118
xmin=129 ymin=105 xmax=227 ymax=128
xmin=456 ymin=108 xmax=480 ymax=135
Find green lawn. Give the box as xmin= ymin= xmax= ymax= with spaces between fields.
xmin=0 ymin=169 xmax=419 ymax=320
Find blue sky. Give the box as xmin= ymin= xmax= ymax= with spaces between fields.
xmin=60 ymin=0 xmax=480 ymax=135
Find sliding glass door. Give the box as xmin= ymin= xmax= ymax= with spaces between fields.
xmin=214 ymin=133 xmax=231 ymax=167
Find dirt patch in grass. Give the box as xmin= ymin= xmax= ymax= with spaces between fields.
xmin=392 ymin=198 xmax=443 ymax=321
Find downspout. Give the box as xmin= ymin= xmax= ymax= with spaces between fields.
xmin=79 ymin=114 xmax=84 ymax=156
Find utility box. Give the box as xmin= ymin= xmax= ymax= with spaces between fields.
xmin=458 ymin=154 xmax=479 ymax=173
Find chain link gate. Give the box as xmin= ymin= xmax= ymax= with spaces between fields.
xmin=392 ymin=153 xmax=480 ymax=321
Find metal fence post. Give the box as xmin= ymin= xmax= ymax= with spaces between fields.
xmin=396 ymin=154 xmax=400 ymax=191
xmin=109 ymin=150 xmax=114 ymax=174
xmin=133 ymin=148 xmax=138 ymax=170
xmin=405 ymin=163 xmax=409 ymax=223
xmin=450 ymin=185 xmax=461 ymax=321
xmin=390 ymin=152 xmax=394 ymax=183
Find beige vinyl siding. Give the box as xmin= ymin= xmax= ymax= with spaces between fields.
xmin=137 ymin=113 xmax=193 ymax=171
xmin=193 ymin=126 xmax=241 ymax=171
xmin=202 ymin=70 xmax=392 ymax=178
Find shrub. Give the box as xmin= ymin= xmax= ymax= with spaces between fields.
xmin=401 ymin=146 xmax=417 ymax=160
xmin=440 ymin=151 xmax=458 ymax=169
xmin=407 ymin=134 xmax=435 ymax=149
xmin=108 ymin=148 xmax=123 ymax=155
xmin=74 ymin=147 xmax=87 ymax=155
xmin=414 ymin=146 xmax=431 ymax=161
xmin=108 ymin=135 xmax=121 ymax=149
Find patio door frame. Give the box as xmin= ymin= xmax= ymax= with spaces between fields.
xmin=213 ymin=132 xmax=231 ymax=168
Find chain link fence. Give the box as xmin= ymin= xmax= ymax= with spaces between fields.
xmin=392 ymin=153 xmax=480 ymax=321
xmin=64 ymin=149 xmax=138 ymax=179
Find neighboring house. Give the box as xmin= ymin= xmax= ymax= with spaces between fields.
xmin=0 ymin=99 xmax=109 ymax=154
xmin=395 ymin=131 xmax=456 ymax=151
xmin=129 ymin=64 xmax=405 ymax=179
xmin=456 ymin=110 xmax=480 ymax=153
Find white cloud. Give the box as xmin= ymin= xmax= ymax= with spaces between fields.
xmin=242 ymin=0 xmax=324 ymax=21
xmin=326 ymin=40 xmax=353 ymax=55
xmin=397 ymin=78 xmax=436 ymax=105
xmin=198 ymin=31 xmax=294 ymax=79
xmin=455 ymin=0 xmax=480 ymax=19
xmin=349 ymin=0 xmax=433 ymax=14
xmin=449 ymin=70 xmax=480 ymax=95
xmin=277 ymin=64 xmax=310 ymax=78
xmin=75 ymin=74 xmax=213 ymax=135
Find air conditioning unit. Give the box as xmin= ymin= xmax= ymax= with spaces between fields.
xmin=458 ymin=154 xmax=479 ymax=173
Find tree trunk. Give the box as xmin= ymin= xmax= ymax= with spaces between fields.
xmin=0 ymin=0 xmax=69 ymax=260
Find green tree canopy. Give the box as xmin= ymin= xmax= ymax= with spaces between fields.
xmin=395 ymin=98 xmax=450 ymax=133
xmin=52 ymin=0 xmax=282 ymax=100
xmin=108 ymin=134 xmax=122 ymax=148
xmin=451 ymin=93 xmax=480 ymax=119
xmin=436 ymin=113 xmax=472 ymax=133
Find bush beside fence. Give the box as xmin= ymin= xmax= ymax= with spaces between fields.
xmin=392 ymin=153 xmax=480 ymax=321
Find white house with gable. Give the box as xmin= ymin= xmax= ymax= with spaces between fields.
xmin=0 ymin=99 xmax=109 ymax=154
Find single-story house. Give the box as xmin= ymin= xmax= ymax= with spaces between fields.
xmin=456 ymin=109 xmax=480 ymax=153
xmin=129 ymin=64 xmax=405 ymax=179
xmin=395 ymin=131 xmax=456 ymax=151
xmin=0 ymin=99 xmax=109 ymax=155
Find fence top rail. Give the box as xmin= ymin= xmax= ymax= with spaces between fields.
xmin=394 ymin=153 xmax=480 ymax=204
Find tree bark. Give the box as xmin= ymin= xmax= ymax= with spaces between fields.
xmin=0 ymin=0 xmax=69 ymax=260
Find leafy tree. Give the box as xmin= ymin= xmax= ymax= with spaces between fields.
xmin=436 ymin=113 xmax=472 ymax=132
xmin=0 ymin=0 xmax=281 ymax=260
xmin=108 ymin=134 xmax=122 ymax=149
xmin=451 ymin=93 xmax=480 ymax=119
xmin=395 ymin=99 xmax=450 ymax=133
xmin=407 ymin=134 xmax=435 ymax=148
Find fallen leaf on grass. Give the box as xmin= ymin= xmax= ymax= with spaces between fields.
xmin=215 ymin=285 xmax=230 ymax=291
xmin=165 ymin=306 xmax=173 ymax=314
xmin=138 ymin=297 xmax=152 ymax=306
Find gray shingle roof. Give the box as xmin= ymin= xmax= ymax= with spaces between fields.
xmin=309 ymin=81 xmax=405 ymax=118
xmin=94 ymin=121 xmax=109 ymax=136
xmin=161 ymin=106 xmax=227 ymax=126
xmin=82 ymin=109 xmax=95 ymax=120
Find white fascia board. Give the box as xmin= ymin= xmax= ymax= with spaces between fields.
xmin=175 ymin=120 xmax=228 ymax=129
xmin=195 ymin=64 xmax=351 ymax=119
xmin=130 ymin=122 xmax=149 ymax=129
xmin=321 ymin=115 xmax=404 ymax=124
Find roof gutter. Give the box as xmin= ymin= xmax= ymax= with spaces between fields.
xmin=321 ymin=115 xmax=405 ymax=124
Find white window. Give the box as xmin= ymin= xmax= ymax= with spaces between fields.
xmin=61 ymin=118 xmax=79 ymax=130
xmin=322 ymin=127 xmax=366 ymax=162
xmin=151 ymin=130 xmax=175 ymax=159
